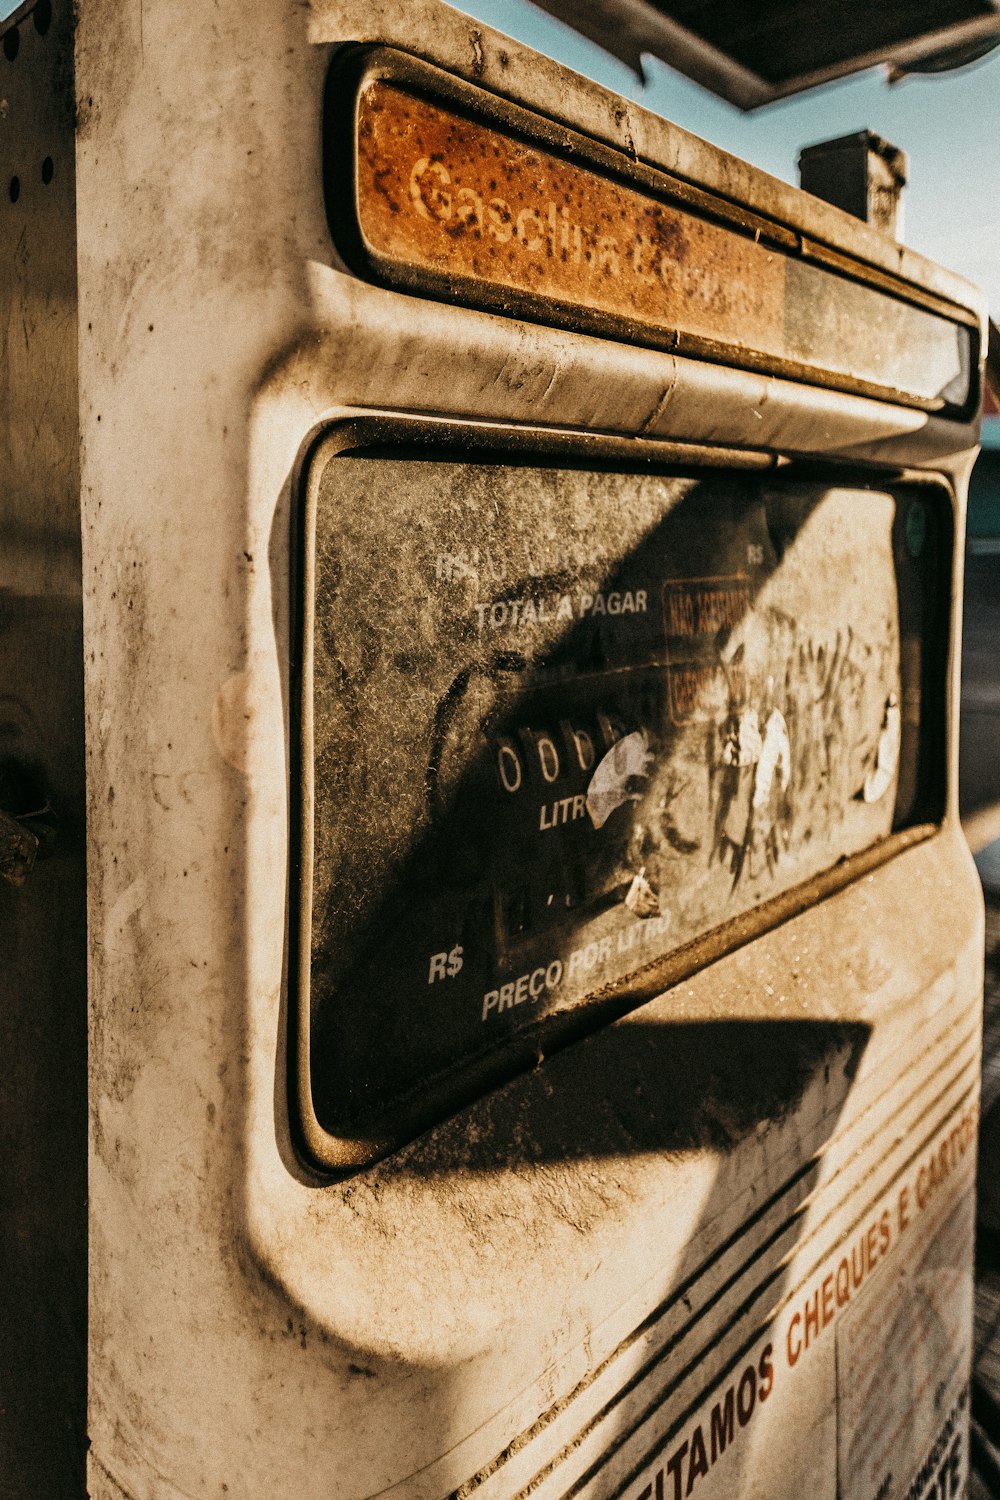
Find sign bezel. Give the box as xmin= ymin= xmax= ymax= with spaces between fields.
xmin=289 ymin=415 xmax=952 ymax=1176
xmin=323 ymin=46 xmax=980 ymax=421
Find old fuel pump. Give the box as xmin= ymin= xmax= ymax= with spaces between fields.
xmin=0 ymin=0 xmax=987 ymax=1496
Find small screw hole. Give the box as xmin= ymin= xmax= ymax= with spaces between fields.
xmin=3 ymin=28 xmax=20 ymax=61
xmin=9 ymin=176 xmax=20 ymax=203
xmin=41 ymin=157 xmax=53 ymax=184
xmin=33 ymin=0 xmax=52 ymax=35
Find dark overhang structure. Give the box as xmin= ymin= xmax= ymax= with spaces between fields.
xmin=529 ymin=0 xmax=1000 ymax=107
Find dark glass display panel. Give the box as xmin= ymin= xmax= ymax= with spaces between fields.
xmin=300 ymin=454 xmax=946 ymax=1143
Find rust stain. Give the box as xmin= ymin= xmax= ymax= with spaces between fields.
xmin=355 ymin=81 xmax=786 ymax=353
xmin=351 ymin=81 xmax=973 ymax=410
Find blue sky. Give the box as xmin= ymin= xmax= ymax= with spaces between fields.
xmin=451 ymin=0 xmax=1000 ymax=314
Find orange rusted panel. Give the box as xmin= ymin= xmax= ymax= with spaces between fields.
xmin=355 ymin=79 xmax=786 ymax=356
xmin=348 ymin=72 xmax=975 ymax=412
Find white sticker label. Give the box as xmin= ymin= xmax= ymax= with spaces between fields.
xmin=587 ymin=731 xmax=653 ymax=830
xmin=862 ymin=694 xmax=901 ymax=804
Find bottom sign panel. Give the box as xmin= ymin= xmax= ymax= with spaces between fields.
xmin=605 ymin=1102 xmax=977 ymax=1500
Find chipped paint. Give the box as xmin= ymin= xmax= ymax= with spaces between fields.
xmin=587 ymin=731 xmax=653 ymax=830
xmin=863 ymin=693 xmax=902 ymax=803
xmin=624 ymin=866 xmax=662 ymax=918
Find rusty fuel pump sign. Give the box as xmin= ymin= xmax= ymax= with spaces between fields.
xmin=0 ymin=1 xmax=987 ymax=1498
xmin=331 ymin=52 xmax=974 ymax=413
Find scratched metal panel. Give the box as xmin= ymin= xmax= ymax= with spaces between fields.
xmin=331 ymin=61 xmax=976 ymax=413
xmin=297 ymin=450 xmax=948 ymax=1159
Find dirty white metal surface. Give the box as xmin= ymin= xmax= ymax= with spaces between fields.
xmin=0 ymin=0 xmax=984 ymax=1495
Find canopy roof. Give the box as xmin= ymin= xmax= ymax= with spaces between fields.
xmin=530 ymin=0 xmax=1000 ymax=106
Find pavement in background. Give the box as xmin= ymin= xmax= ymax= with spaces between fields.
xmin=921 ymin=504 xmax=1000 ymax=1491
xmin=972 ymin=898 xmax=1000 ymax=1495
